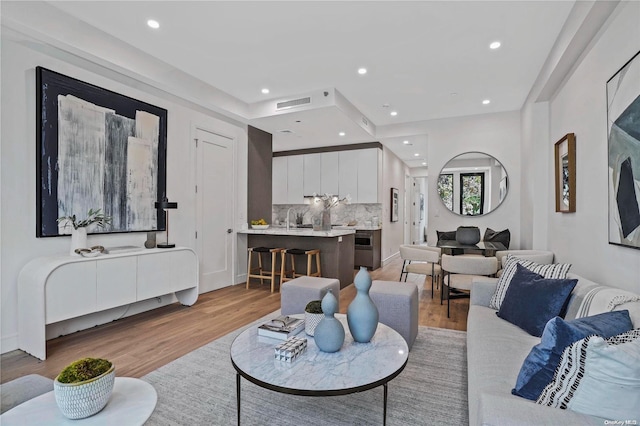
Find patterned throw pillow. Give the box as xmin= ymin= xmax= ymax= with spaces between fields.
xmin=489 ymin=255 xmax=572 ymax=310
xmin=537 ymin=328 xmax=640 ymax=420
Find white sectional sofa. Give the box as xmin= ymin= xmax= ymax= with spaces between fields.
xmin=467 ymin=272 xmax=640 ymax=425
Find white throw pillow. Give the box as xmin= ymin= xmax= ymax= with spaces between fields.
xmin=537 ymin=328 xmax=640 ymax=420
xmin=489 ymin=255 xmax=572 ymax=310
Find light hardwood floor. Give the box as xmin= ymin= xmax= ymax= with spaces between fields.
xmin=0 ymin=255 xmax=468 ymax=384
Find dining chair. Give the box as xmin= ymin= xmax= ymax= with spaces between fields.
xmin=441 ymin=254 xmax=498 ymax=317
xmin=399 ymin=245 xmax=442 ymax=297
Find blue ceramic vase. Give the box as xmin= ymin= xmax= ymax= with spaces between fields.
xmin=314 ymin=289 xmax=345 ymax=353
xmin=347 ymin=267 xmax=379 ymax=343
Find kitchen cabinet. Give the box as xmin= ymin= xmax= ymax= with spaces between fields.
xmin=287 ymin=155 xmax=304 ymax=203
xmin=273 ymin=147 xmax=381 ymax=204
xmin=303 ymin=153 xmax=321 ymax=196
xmin=321 ymin=152 xmax=339 ymax=195
xmin=338 ymin=150 xmax=359 ymax=201
xmin=357 ymin=148 xmax=380 ymax=203
xmin=272 ymin=156 xmax=288 ymax=204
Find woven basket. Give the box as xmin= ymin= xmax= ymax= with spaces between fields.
xmin=305 ymin=312 xmax=324 ymax=336
xmin=54 ymin=365 xmax=115 ymax=419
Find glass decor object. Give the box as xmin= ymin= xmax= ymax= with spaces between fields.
xmin=347 ymin=267 xmax=379 ymax=343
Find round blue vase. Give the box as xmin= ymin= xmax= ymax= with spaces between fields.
xmin=314 ymin=289 xmax=345 ymax=353
xmin=347 ymin=267 xmax=379 ymax=343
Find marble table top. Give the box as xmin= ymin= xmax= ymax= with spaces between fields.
xmin=0 ymin=377 xmax=157 ymax=426
xmin=230 ymin=314 xmax=408 ymax=395
xmin=238 ymin=228 xmax=355 ymax=237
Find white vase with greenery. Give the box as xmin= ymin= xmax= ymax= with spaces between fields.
xmin=57 ymin=208 xmax=112 ymax=256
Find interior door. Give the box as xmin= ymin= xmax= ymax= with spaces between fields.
xmin=195 ymin=128 xmax=234 ymax=293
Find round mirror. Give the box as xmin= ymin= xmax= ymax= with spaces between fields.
xmin=437 ymin=152 xmax=508 ymax=216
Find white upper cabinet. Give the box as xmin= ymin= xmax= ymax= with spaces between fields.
xmin=273 ymin=147 xmax=381 ymax=204
xmin=338 ymin=150 xmax=359 ymax=201
xmin=303 ymin=153 xmax=322 ymax=196
xmin=357 ymin=148 xmax=381 ymax=203
xmin=287 ymin=155 xmax=304 ymax=203
xmin=272 ymin=156 xmax=288 ymax=204
xmin=320 ymin=152 xmax=339 ymax=195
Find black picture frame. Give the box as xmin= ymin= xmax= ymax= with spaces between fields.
xmin=36 ymin=67 xmax=168 ymax=237
xmin=391 ymin=188 xmax=399 ymax=222
xmin=607 ymin=51 xmax=640 ymax=250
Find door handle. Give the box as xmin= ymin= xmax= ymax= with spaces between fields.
xmin=227 ymin=228 xmax=233 ymax=234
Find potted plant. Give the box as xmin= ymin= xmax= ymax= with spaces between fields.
xmin=304 ymin=300 xmax=323 ymax=336
xmin=54 ymin=357 xmax=115 ymax=419
xmin=57 ymin=208 xmax=112 ymax=255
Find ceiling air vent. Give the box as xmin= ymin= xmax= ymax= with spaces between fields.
xmin=276 ymin=97 xmax=311 ymax=110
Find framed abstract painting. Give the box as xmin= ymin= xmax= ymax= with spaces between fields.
xmin=607 ymin=51 xmax=640 ymax=250
xmin=36 ymin=67 xmax=168 ymax=237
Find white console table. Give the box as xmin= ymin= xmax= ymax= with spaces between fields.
xmin=18 ymin=247 xmax=199 ymax=360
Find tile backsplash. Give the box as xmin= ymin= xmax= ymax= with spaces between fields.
xmin=272 ymin=203 xmax=382 ymax=227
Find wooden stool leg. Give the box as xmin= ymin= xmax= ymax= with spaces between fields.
xmin=315 ymin=252 xmax=321 ymax=277
xmin=246 ymin=250 xmax=252 ymax=289
xmin=291 ymin=254 xmax=297 ymax=278
xmin=280 ymin=250 xmax=287 ymax=286
xmin=258 ymin=253 xmax=264 ymax=286
xmin=306 ymin=253 xmax=313 ymax=277
xmin=270 ymin=250 xmax=277 ymax=293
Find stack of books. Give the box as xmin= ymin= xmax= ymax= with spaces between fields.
xmin=257 ymin=315 xmax=305 ymax=340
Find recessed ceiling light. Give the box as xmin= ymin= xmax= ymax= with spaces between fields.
xmin=414 ymin=153 xmax=420 ymax=157
xmin=422 ymin=162 xmax=427 ymax=166
xmin=482 ymin=99 xmax=491 ymax=105
xmin=339 ymin=132 xmax=346 ymax=136
xmin=358 ymin=68 xmax=367 ymax=75
xmin=403 ymin=140 xmax=410 ymax=145
xmin=390 ymin=111 xmax=398 ymax=116
xmin=490 ymin=41 xmax=501 ymax=49
xmin=261 ymin=88 xmax=269 ymax=94
xmin=147 ymin=19 xmax=160 ymax=29
xmin=450 ymin=92 xmax=458 ymax=96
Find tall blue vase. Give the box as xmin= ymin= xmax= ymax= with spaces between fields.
xmin=314 ymin=289 xmax=345 ymax=353
xmin=347 ymin=267 xmax=379 ymax=343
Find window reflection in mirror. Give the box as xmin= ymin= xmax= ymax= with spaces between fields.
xmin=437 ymin=152 xmax=508 ymax=216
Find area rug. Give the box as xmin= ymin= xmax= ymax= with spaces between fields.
xmin=142 ymin=312 xmax=468 ymax=426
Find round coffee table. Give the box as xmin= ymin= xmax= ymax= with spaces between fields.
xmin=230 ymin=314 xmax=408 ymax=425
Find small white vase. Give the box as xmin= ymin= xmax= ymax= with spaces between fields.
xmin=70 ymin=228 xmax=88 ymax=256
xmin=304 ymin=311 xmax=324 ymax=336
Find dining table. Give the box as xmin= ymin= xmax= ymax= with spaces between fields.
xmin=435 ymin=240 xmax=506 ymax=257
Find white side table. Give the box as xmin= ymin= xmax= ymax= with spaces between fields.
xmin=0 ymin=377 xmax=157 ymax=426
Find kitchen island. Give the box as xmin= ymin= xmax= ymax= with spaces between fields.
xmin=238 ymin=227 xmax=355 ymax=289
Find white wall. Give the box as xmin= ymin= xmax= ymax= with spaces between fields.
xmin=0 ymin=35 xmax=247 ymax=353
xmin=427 ymin=111 xmax=522 ymax=247
xmin=381 ymin=148 xmax=409 ymax=264
xmin=537 ymin=1 xmax=640 ymax=292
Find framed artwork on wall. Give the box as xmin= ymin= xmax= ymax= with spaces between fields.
xmin=607 ymin=50 xmax=640 ymax=250
xmin=391 ymin=188 xmax=399 ymax=222
xmin=36 ymin=67 xmax=168 ymax=237
xmin=554 ymin=133 xmax=576 ymax=213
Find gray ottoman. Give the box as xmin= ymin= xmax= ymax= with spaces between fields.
xmin=370 ymin=280 xmax=419 ymax=350
xmin=281 ymin=276 xmax=340 ymax=315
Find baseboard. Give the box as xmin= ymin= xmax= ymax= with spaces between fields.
xmin=381 ymin=250 xmax=400 ymax=267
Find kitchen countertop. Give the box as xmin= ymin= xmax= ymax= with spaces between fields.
xmin=238 ymin=227 xmax=356 ymax=237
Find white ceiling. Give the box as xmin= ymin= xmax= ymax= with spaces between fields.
xmin=46 ymin=0 xmax=576 ymax=168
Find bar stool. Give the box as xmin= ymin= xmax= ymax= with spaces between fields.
xmin=247 ymin=247 xmax=284 ymax=293
xmin=280 ymin=248 xmax=321 ymax=284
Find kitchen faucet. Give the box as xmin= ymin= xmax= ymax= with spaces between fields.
xmin=286 ymin=208 xmax=294 ymax=231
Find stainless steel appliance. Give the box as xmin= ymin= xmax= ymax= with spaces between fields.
xmin=354 ymin=230 xmax=380 ymax=269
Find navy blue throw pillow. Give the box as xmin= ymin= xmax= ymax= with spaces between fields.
xmin=497 ymin=264 xmax=577 ymax=337
xmin=512 ymin=310 xmax=633 ymax=400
